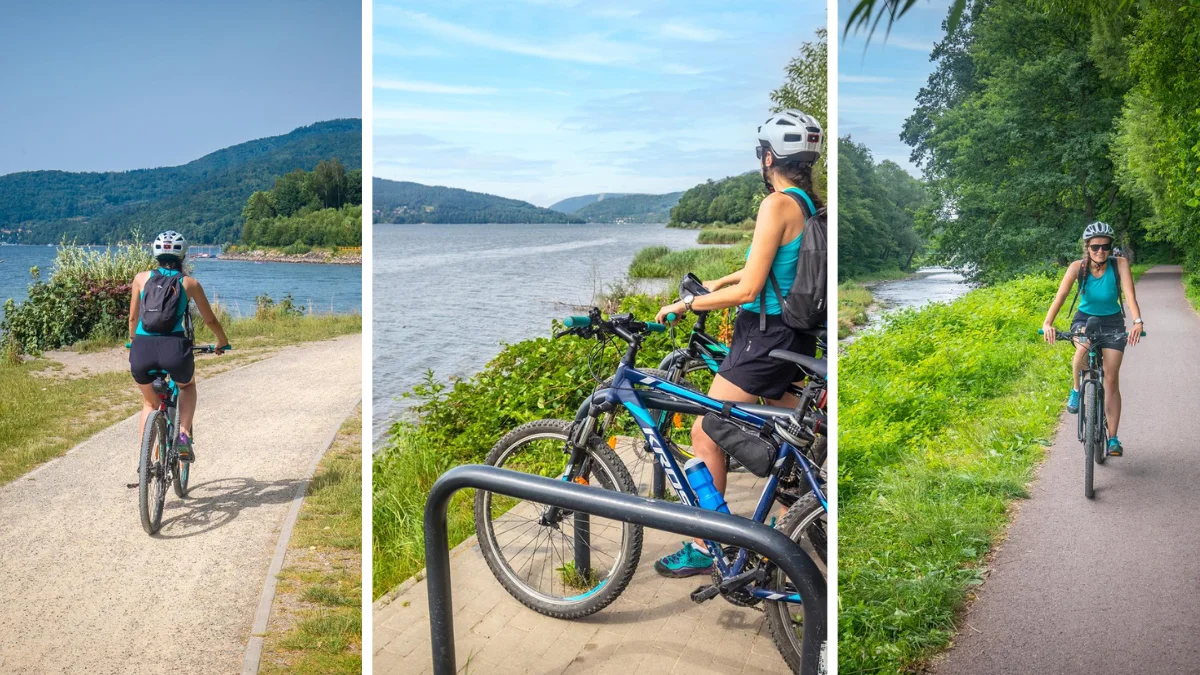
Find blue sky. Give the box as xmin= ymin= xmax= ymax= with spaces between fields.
xmin=0 ymin=0 xmax=361 ymax=175
xmin=838 ymin=0 xmax=951 ymax=176
xmin=373 ymin=0 xmax=827 ymax=206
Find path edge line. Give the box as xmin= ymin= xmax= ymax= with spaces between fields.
xmin=241 ymin=398 xmax=362 ymax=675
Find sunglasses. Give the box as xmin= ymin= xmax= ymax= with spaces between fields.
xmin=1089 ymin=243 xmax=1113 ymax=252
xmin=755 ymin=146 xmax=766 ymax=159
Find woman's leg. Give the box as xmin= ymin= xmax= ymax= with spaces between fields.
xmin=177 ymin=379 xmax=197 ymax=437
xmin=1072 ymin=342 xmax=1088 ymax=391
xmin=136 ymin=383 xmax=160 ymax=440
xmin=1102 ymin=348 xmax=1124 ymax=437
xmin=687 ymin=374 xmax=758 ymax=547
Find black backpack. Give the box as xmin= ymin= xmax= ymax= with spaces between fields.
xmin=761 ymin=189 xmax=827 ymax=332
xmin=140 ymin=269 xmax=185 ymax=334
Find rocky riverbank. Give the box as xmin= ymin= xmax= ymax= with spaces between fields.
xmin=218 ymin=249 xmax=361 ymax=265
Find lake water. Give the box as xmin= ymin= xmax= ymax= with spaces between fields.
xmin=0 ymin=245 xmax=361 ymax=317
xmin=372 ymin=222 xmax=700 ymax=441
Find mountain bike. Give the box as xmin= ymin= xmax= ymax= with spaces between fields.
xmin=126 ymin=342 xmax=229 ymax=534
xmin=1042 ymin=318 xmax=1143 ymax=499
xmin=645 ymin=273 xmax=827 ymax=492
xmin=474 ymin=308 xmax=827 ymax=674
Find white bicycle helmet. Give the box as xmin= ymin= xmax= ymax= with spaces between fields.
xmin=1081 ymin=221 xmax=1115 ymax=242
xmin=152 ymin=230 xmax=188 ymax=260
xmin=757 ymin=109 xmax=823 ymax=166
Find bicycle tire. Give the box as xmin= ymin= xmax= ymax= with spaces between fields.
xmin=139 ymin=411 xmax=168 ymax=534
xmin=1083 ymin=380 xmax=1097 ymax=499
xmin=171 ymin=406 xmax=189 ymax=498
xmin=763 ymin=492 xmax=827 ymax=674
xmin=474 ymin=419 xmax=643 ymax=619
xmin=1094 ymin=386 xmax=1107 ymax=466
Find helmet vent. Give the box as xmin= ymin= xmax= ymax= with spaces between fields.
xmin=784 ymin=133 xmax=803 ymax=142
xmin=776 ymin=119 xmax=796 ymax=126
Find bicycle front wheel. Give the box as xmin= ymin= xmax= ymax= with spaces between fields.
xmin=139 ymin=411 xmax=168 ymax=534
xmin=764 ymin=492 xmax=827 ymax=674
xmin=1082 ymin=380 xmax=1098 ymax=499
xmin=474 ymin=419 xmax=642 ymax=618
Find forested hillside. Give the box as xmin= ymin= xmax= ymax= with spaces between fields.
xmin=0 ymin=119 xmax=362 ymax=245
xmin=240 ymin=160 xmax=362 ymax=249
xmin=548 ymin=193 xmax=627 ymax=214
xmin=373 ymin=179 xmax=582 ymax=224
xmin=573 ymin=192 xmax=682 ymax=223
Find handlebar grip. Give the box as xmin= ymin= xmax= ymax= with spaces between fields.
xmin=1037 ymin=329 xmax=1044 ymax=335
xmin=645 ymin=322 xmax=666 ymax=333
xmin=125 ymin=342 xmax=132 ymax=349
xmin=563 ymin=316 xmax=591 ymax=329
xmin=665 ymin=312 xmax=678 ymax=323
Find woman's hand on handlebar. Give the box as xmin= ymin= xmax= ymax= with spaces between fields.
xmin=656 ymin=301 xmax=686 ymax=324
xmin=215 ymin=341 xmax=231 ymax=355
xmin=1042 ymin=322 xmax=1057 ymax=345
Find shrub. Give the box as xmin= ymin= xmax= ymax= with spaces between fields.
xmin=282 ymin=240 xmax=312 ymax=255
xmin=1 ymin=243 xmax=154 ymax=355
xmin=255 ymin=293 xmax=305 ymax=320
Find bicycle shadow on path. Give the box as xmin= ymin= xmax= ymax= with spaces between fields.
xmin=155 ymin=476 xmax=303 ymax=539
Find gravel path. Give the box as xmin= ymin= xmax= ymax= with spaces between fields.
xmin=933 ymin=266 xmax=1200 ymax=674
xmin=0 ymin=335 xmax=361 ymax=674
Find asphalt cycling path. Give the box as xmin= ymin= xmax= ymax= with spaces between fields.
xmin=934 ymin=266 xmax=1200 ymax=675
xmin=0 ymin=335 xmax=360 ymax=674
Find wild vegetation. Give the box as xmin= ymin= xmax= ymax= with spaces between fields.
xmin=0 ymin=120 xmax=362 ymax=245
xmin=838 ymin=139 xmax=925 ymax=281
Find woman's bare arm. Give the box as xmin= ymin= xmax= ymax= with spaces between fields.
xmin=128 ymin=272 xmax=147 ymax=339
xmin=1118 ymin=257 xmax=1143 ymax=345
xmin=1042 ymin=261 xmax=1080 ymax=344
xmin=689 ymin=193 xmax=792 ymax=312
xmin=184 ymin=278 xmax=230 ymax=348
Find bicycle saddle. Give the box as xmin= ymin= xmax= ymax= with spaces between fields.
xmin=769 ymin=349 xmax=827 ymax=380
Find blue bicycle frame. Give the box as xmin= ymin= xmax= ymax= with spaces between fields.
xmin=576 ymin=360 xmax=826 ymax=603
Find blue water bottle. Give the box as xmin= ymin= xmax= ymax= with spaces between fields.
xmin=684 ymin=458 xmax=730 ymax=514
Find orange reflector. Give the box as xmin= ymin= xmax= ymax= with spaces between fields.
xmin=672 ymin=413 xmax=683 ymax=429
xmin=574 ymin=476 xmax=590 ymax=486
xmin=607 ymin=436 xmax=617 ymax=449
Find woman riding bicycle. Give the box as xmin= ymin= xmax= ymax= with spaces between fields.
xmin=1042 ymin=221 xmax=1143 ymax=456
xmin=652 ymin=109 xmax=824 ymax=577
xmin=128 ymin=231 xmax=230 ymax=462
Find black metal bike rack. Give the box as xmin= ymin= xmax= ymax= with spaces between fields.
xmin=423 ymin=464 xmax=826 ymax=675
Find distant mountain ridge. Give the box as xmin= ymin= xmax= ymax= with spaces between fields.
xmin=373 ymin=179 xmax=582 ymax=224
xmin=549 ymin=193 xmax=630 ymax=214
xmin=0 ymin=119 xmax=362 ymax=244
xmin=573 ymin=192 xmax=683 ymax=223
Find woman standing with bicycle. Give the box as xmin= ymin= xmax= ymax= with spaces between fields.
xmin=1042 ymin=222 xmax=1143 ymax=456
xmin=128 ymin=231 xmax=230 ymax=463
xmin=652 ymin=109 xmax=824 ymax=577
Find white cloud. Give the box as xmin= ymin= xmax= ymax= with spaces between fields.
xmin=374 ymin=78 xmax=496 ymax=95
xmin=839 ymin=74 xmax=896 ymax=84
xmin=658 ymin=21 xmax=723 ymax=42
xmin=839 ymin=95 xmax=918 ymax=115
xmin=874 ymin=35 xmax=936 ymax=52
xmin=373 ymin=106 xmax=559 ymax=136
xmin=377 ymin=8 xmax=655 ymax=66
xmin=374 ymin=40 xmax=445 ymax=59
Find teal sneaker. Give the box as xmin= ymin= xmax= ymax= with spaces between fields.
xmin=654 ymin=541 xmax=714 ymax=578
xmin=1067 ymin=389 xmax=1080 ymax=414
xmin=1107 ymin=436 xmax=1123 ymax=457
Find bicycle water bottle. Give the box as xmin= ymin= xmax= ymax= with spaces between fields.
xmin=684 ymin=458 xmax=730 ymax=514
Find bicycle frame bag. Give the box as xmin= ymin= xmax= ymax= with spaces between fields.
xmin=701 ymin=412 xmax=779 ymax=478
xmin=140 ymin=269 xmax=185 ymax=334
xmin=762 ymin=188 xmax=827 ymax=332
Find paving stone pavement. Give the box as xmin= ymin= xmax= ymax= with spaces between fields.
xmin=374 ymin=439 xmax=797 ymax=674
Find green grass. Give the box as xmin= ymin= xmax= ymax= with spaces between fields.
xmin=838 ymin=274 xmax=1074 ymax=673
xmin=261 ymin=407 xmax=362 ymax=675
xmin=373 ymin=426 xmax=475 ymax=599
xmin=0 ymin=314 xmax=361 ymax=488
xmin=628 ymin=243 xmax=748 ymax=280
xmin=696 ymin=228 xmax=750 ymax=245
xmin=838 ymin=282 xmax=874 ymax=339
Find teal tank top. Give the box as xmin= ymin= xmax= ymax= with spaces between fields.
xmin=1078 ymin=262 xmax=1121 ymax=316
xmin=741 ymin=187 xmax=812 ymax=315
xmin=135 ymin=268 xmax=189 ymax=336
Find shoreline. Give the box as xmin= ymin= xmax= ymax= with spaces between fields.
xmin=216 ymin=250 xmax=361 ymax=265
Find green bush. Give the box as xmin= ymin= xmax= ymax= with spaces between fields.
xmin=696 ymin=228 xmax=749 ymax=245
xmin=255 ymin=293 xmax=305 ymax=320
xmin=1 ymin=243 xmax=154 ymax=355
xmin=628 ymin=243 xmax=747 ymax=280
xmin=282 ymin=240 xmax=313 ymax=255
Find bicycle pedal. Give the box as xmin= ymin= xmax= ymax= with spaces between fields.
xmin=690 ymin=584 xmax=720 ymax=604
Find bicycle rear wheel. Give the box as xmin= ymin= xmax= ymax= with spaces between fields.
xmin=474 ymin=419 xmax=642 ymax=618
xmin=1082 ymin=381 xmax=1098 ymax=499
xmin=139 ymin=411 xmax=168 ymax=534
xmin=764 ymin=492 xmax=827 ymax=674
xmin=1094 ymin=387 xmax=1107 ymax=465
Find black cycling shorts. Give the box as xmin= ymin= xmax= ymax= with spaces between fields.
xmin=716 ymin=310 xmax=817 ymax=401
xmin=129 ymin=334 xmax=194 ymax=385
xmin=1071 ymin=311 xmax=1127 ymax=353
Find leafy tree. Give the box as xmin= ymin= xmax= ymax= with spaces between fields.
xmin=838 ymin=138 xmax=924 ymax=279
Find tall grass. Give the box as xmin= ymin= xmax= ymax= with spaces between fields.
xmin=838 ymin=275 xmax=1073 ymax=672
xmin=696 ymin=228 xmax=749 ymax=245
xmin=628 ymin=243 xmax=748 ymax=280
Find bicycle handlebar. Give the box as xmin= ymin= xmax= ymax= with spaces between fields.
xmin=126 ymin=342 xmax=233 ymax=354
xmin=1039 ymin=328 xmax=1145 ymax=339
xmin=557 ymin=310 xmax=665 ymax=343
xmin=563 ymin=316 xmax=591 ymax=329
